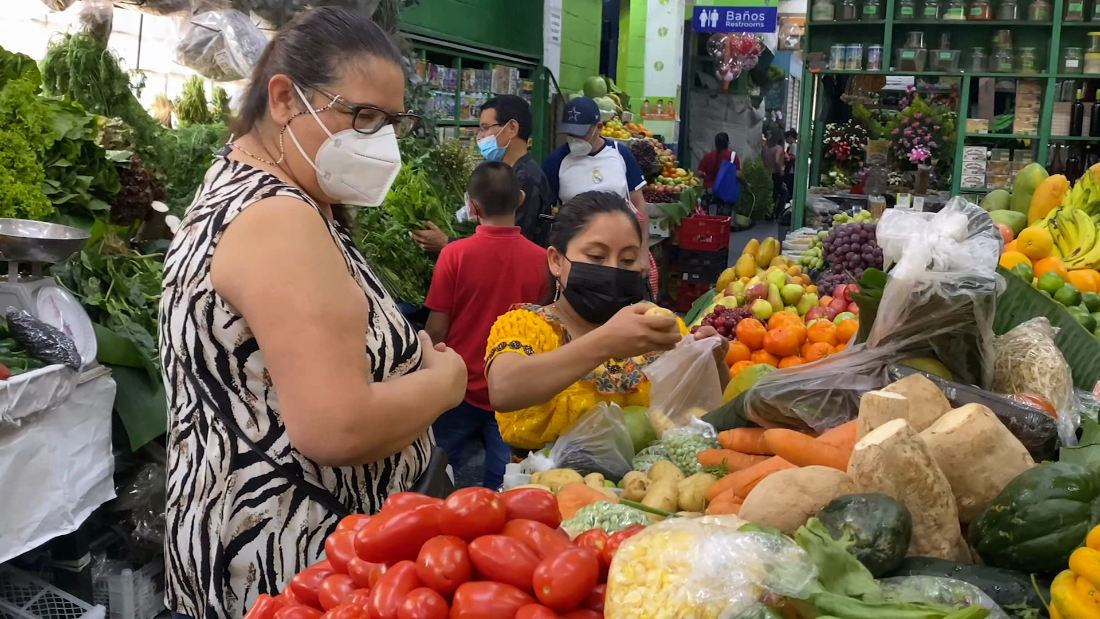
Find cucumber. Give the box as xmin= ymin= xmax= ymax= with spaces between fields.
xmin=889 ymin=557 xmax=1050 ymax=618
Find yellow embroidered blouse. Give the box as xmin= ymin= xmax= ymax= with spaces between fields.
xmin=484 ymin=304 xmax=688 ymax=450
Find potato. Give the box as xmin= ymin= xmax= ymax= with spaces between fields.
xmin=645 ymin=306 xmax=676 ymax=319
xmin=641 ymin=478 xmax=679 ymax=520
xmin=648 ymin=460 xmax=685 ymax=483
xmin=621 ymin=471 xmax=651 ymax=502
xmin=584 ymin=473 xmax=607 ymax=489
xmin=739 ymin=466 xmax=857 ymax=534
xmin=677 ymin=472 xmax=718 ymax=513
xmin=530 ymin=469 xmax=584 ymax=493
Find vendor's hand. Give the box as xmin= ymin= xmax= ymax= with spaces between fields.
xmin=417 ymin=330 xmax=467 ymax=409
xmin=693 ymin=325 xmax=730 ymax=365
xmin=410 ymin=222 xmax=448 ymax=254
xmin=595 ymin=304 xmax=682 ymax=358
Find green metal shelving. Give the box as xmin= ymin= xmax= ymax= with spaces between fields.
xmin=792 ymin=0 xmax=1100 ymax=227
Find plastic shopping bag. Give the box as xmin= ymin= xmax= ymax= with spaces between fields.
xmin=737 ymin=198 xmax=1004 ymax=432
xmin=714 ymin=152 xmax=741 ymax=204
xmin=175 ymin=9 xmax=268 ymax=81
xmin=643 ymin=336 xmax=724 ymax=437
xmin=524 ymin=402 xmax=636 ymax=480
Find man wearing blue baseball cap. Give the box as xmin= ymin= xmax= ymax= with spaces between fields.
xmin=543 ymin=96 xmax=657 ymax=296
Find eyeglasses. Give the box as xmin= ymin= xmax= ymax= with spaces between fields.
xmin=313 ymin=86 xmax=422 ymax=138
xmin=478 ymin=122 xmax=503 ymax=134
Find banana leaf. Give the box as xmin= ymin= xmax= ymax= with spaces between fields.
xmin=684 ymin=288 xmax=717 ymax=325
xmin=993 ymin=265 xmax=1100 ymax=391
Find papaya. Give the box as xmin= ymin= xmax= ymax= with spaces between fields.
xmin=1011 ymin=162 xmax=1050 ymax=215
xmin=756 ymin=237 xmax=779 ymax=268
xmin=735 ymin=254 xmax=757 ymax=279
xmin=716 ymin=267 xmax=738 ymax=293
xmin=1028 ymin=174 xmax=1070 ymax=224
xmin=743 ymin=238 xmax=761 ymax=258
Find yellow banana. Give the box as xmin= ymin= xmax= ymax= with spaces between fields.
xmin=1051 ymin=208 xmax=1082 ymax=257
xmin=1065 ymin=209 xmax=1099 ymax=263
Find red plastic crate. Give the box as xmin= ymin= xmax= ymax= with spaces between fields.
xmin=678 ymin=215 xmax=730 ymax=251
xmin=674 ymin=280 xmax=712 ymax=313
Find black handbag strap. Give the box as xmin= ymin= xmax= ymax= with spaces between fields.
xmin=182 ymin=368 xmax=352 ymax=518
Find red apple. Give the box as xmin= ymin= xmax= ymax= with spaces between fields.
xmin=825 ymin=306 xmax=841 ymax=320
xmin=847 ymin=283 xmax=861 ymax=297
xmin=746 ymin=283 xmax=769 ymax=303
xmin=805 ymin=307 xmax=829 ymax=322
xmin=833 ymin=285 xmax=849 ymax=304
xmin=848 ymin=302 xmax=860 ymax=315
xmin=829 ymin=297 xmax=849 ymax=315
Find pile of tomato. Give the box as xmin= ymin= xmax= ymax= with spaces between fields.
xmin=244 ymin=487 xmax=645 ymax=619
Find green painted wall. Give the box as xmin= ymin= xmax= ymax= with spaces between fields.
xmin=559 ymin=0 xmax=603 ymax=94
xmin=617 ymin=0 xmax=647 ymax=112
xmin=401 ymin=0 xmax=543 ymax=58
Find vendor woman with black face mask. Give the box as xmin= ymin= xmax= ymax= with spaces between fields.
xmin=483 ymin=191 xmax=729 ymax=452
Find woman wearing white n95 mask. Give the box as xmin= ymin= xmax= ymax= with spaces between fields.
xmin=159 ymin=8 xmax=467 ymax=619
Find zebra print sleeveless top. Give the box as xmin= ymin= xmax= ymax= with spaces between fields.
xmin=159 ymin=155 xmax=432 ymax=619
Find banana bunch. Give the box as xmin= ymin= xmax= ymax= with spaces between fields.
xmin=1037 ymin=206 xmax=1100 ymax=267
xmin=1062 ymin=163 xmax=1100 ymax=217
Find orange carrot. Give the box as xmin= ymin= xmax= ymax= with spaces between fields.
xmin=556 ymin=482 xmax=617 ymax=520
xmin=705 ymin=489 xmax=743 ymax=515
xmin=697 ymin=448 xmax=769 ymax=471
xmin=706 ymin=456 xmax=795 ymax=501
xmin=817 ymin=420 xmax=857 ymax=453
xmin=717 ymin=428 xmax=773 ymax=455
xmin=764 ymin=429 xmax=851 ymax=471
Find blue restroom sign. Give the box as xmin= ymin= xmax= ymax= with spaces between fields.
xmin=692 ymin=5 xmax=778 ymax=33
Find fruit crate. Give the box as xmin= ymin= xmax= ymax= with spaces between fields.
xmin=678 ymin=215 xmax=730 ymax=252
xmin=0 ymin=566 xmax=104 ymax=619
xmin=677 ymin=248 xmax=730 ymax=279
xmin=92 ymin=561 xmax=163 ymax=619
xmin=675 ymin=279 xmax=713 ymax=313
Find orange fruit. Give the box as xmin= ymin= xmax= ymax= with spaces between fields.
xmin=769 ymin=311 xmax=802 ymax=330
xmin=1066 ymin=269 xmax=1100 ymax=294
xmin=1003 ymin=240 xmax=1019 ymax=254
xmin=1017 ymin=227 xmax=1054 ymax=261
xmin=806 ymin=320 xmax=838 ymax=346
xmin=763 ymin=328 xmax=802 ymax=358
xmin=729 ymin=360 xmax=756 ymax=378
xmin=835 ymin=319 xmax=859 ymax=345
xmin=726 ymin=341 xmax=752 ymax=366
xmin=834 ymin=343 xmax=847 ymax=353
xmin=819 ymin=295 xmax=833 ymax=307
xmin=1034 ymin=256 xmax=1069 ymax=280
xmin=736 ymin=318 xmax=767 ymax=350
xmin=802 ymin=342 xmax=833 ymax=362
xmin=806 ymin=285 xmax=818 ymax=294
xmin=998 ymin=251 xmax=1032 ymax=272
xmin=801 ymin=341 xmax=815 ymax=358
xmin=778 ymin=356 xmax=805 ymax=368
xmin=750 ymin=349 xmax=780 ymax=367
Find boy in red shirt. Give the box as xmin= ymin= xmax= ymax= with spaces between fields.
xmin=425 ymin=162 xmax=549 ymax=488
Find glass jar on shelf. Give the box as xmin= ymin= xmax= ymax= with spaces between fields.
xmin=896 ymin=0 xmax=919 ymax=18
xmin=830 ymin=44 xmax=848 ymax=68
xmin=969 ymin=0 xmax=993 ymax=19
xmin=997 ymin=0 xmax=1018 ymax=19
xmin=1067 ymin=0 xmax=1086 ymax=21
xmin=812 ymin=0 xmax=837 ymax=20
xmin=944 ymin=0 xmax=969 ymax=18
xmin=1092 ymin=0 xmax=1100 ymax=20
xmin=1063 ymin=47 xmax=1084 ymax=73
xmin=1086 ymin=32 xmax=1100 ymax=73
xmin=839 ymin=0 xmax=859 ymax=19
xmin=922 ymin=0 xmax=942 ymax=17
xmin=862 ymin=0 xmax=885 ymax=19
xmin=867 ymin=44 xmax=884 ymax=69
xmin=1027 ymin=0 xmax=1051 ymax=20
xmin=969 ymin=46 xmax=988 ymax=71
xmin=991 ymin=46 xmax=1015 ymax=72
xmin=1017 ymin=47 xmax=1041 ymax=72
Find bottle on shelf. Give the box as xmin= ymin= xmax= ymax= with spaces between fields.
xmin=1091 ymin=88 xmax=1100 ymax=136
xmin=1088 ymin=145 xmax=1100 ymax=169
xmin=1071 ymin=89 xmax=1086 ymax=137
xmin=1066 ymin=145 xmax=1085 ymax=183
xmin=1049 ymin=144 xmax=1066 ymax=175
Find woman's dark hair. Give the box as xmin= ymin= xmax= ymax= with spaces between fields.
xmin=715 ymin=132 xmax=730 ymax=151
xmin=234 ymin=6 xmax=405 ymax=136
xmin=542 ymin=191 xmax=643 ymax=303
xmin=767 ymin=127 xmax=785 ymax=147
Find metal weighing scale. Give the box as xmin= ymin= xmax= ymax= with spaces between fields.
xmin=0 ymin=219 xmax=97 ymax=366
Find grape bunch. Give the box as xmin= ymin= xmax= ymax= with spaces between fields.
xmin=642 ymin=186 xmax=677 ymax=203
xmin=691 ymin=305 xmax=756 ymax=340
xmin=818 ymin=222 xmax=884 ymax=292
xmin=799 ymin=230 xmax=829 ymax=270
xmin=629 ymin=139 xmax=661 ymax=173
xmin=832 ymin=209 xmax=874 ymax=226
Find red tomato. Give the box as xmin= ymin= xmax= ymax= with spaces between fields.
xmin=572 ymin=531 xmax=609 ymax=581
xmin=502 ymin=520 xmax=575 ymax=559
xmin=438 ymin=488 xmax=507 ymax=541
xmin=318 ymin=574 xmax=357 ymax=611
xmin=498 ymin=488 xmax=562 ymax=528
xmin=368 ymin=561 xmax=422 ymax=619
xmin=560 ymin=610 xmax=600 ymax=619
xmin=414 ymin=535 xmax=472 ymax=596
xmin=335 ymin=515 xmax=372 ymax=534
xmin=274 ymin=607 xmax=323 ymax=619
xmin=467 ymin=535 xmax=540 ymax=592
xmin=516 ymin=604 xmax=561 ymax=619
xmin=395 ymin=588 xmax=448 ymax=619
xmin=583 ymin=585 xmax=605 ymax=613
xmin=320 ymin=604 xmax=368 ymax=619
xmin=532 ymin=548 xmax=600 ymax=612
xmin=355 ymin=502 xmax=442 ymax=564
xmin=345 ymin=589 xmax=372 ymax=609
xmin=288 ymin=565 xmax=335 ymax=609
xmin=450 ymin=582 xmax=535 ymax=619
xmin=324 ymin=531 xmax=359 ymax=574
xmin=245 ymin=594 xmax=282 ymax=619
xmin=346 ymin=559 xmax=386 ymax=590
xmin=1010 ymin=393 xmax=1058 ymax=418
xmin=382 ymin=492 xmax=442 ymax=513
xmin=602 ymin=525 xmax=646 ymax=565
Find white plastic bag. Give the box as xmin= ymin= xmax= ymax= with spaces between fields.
xmin=175 ymin=9 xmax=268 ymax=82
xmin=643 ymin=336 xmax=723 ymax=437
xmin=525 ymin=403 xmax=635 ymax=480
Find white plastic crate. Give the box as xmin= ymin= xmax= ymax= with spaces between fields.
xmin=92 ymin=562 xmax=163 ymax=619
xmin=0 ymin=566 xmax=104 ymax=619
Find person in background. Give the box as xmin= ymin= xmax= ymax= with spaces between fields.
xmin=484 ymin=191 xmax=729 ymax=452
xmin=411 ymin=95 xmax=552 ymax=252
xmin=697 ymin=132 xmax=743 ymax=190
xmin=160 ymin=8 xmax=466 ymax=619
xmin=784 ymin=129 xmax=798 ymax=199
xmin=764 ymin=127 xmax=788 ymax=209
xmin=542 ymin=97 xmax=658 ymax=297
xmin=424 ymin=162 xmax=549 ymax=488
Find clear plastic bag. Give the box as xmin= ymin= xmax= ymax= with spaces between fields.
xmin=249 ymin=0 xmax=383 ymax=29
xmin=537 ymin=402 xmax=636 ymax=480
xmin=605 ymin=516 xmax=818 ymax=619
xmin=643 ymin=336 xmax=724 ymax=437
xmin=632 ymin=444 xmax=669 ymax=473
xmin=660 ymin=419 xmax=720 ymax=475
xmin=175 ymin=9 xmax=268 ymax=82
xmin=40 ymin=0 xmax=78 ymax=11
xmin=880 ymin=576 xmax=1008 ymax=619
xmin=993 ymin=317 xmax=1075 ymax=415
xmin=560 ymin=502 xmax=650 ymax=538
xmin=113 ymin=0 xmax=192 ymax=15
xmin=79 ymin=0 xmax=113 ymax=45
xmin=741 ymin=198 xmax=1004 ymax=432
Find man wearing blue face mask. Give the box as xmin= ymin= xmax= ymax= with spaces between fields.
xmin=411 ymin=95 xmax=553 ymax=251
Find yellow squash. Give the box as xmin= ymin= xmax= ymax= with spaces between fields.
xmin=1051 ymin=524 xmax=1100 ymax=618
xmin=1029 ymin=174 xmax=1071 ymax=224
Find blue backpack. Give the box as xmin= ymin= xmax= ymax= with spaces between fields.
xmin=714 ymin=152 xmax=741 ymax=203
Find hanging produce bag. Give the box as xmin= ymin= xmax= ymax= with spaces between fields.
xmin=113 ymin=0 xmax=193 ymax=15
xmin=175 ymin=8 xmax=268 ymax=81
xmin=738 ymin=198 xmax=1003 ymax=432
xmin=79 ymin=0 xmax=114 ymax=46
